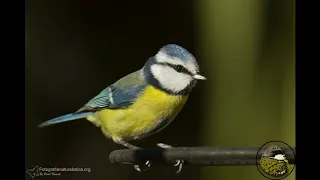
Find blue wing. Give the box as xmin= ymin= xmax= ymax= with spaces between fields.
xmin=38 ymin=70 xmax=147 ymax=128
xmin=76 ymin=70 xmax=147 ymax=113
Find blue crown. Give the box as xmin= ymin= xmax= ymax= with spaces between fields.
xmin=160 ymin=44 xmax=196 ymax=63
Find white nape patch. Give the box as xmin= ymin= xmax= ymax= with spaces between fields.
xmin=151 ymin=64 xmax=193 ymax=92
xmin=155 ymin=51 xmax=198 ymax=74
xmin=108 ymin=88 xmax=114 ymax=104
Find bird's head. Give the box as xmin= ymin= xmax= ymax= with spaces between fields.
xmin=143 ymin=44 xmax=206 ymax=95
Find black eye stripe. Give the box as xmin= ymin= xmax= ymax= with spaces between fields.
xmin=158 ymin=62 xmax=193 ymax=75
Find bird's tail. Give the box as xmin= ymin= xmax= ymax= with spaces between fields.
xmin=38 ymin=112 xmax=93 ymax=128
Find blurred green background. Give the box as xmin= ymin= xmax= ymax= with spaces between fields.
xmin=26 ymin=0 xmax=295 ymax=180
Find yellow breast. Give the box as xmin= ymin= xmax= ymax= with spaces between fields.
xmin=87 ymin=85 xmax=188 ymax=140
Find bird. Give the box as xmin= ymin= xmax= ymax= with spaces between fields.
xmin=38 ymin=44 xmax=206 ymax=173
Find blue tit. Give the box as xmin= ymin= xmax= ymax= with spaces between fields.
xmin=38 ymin=44 xmax=206 ymax=172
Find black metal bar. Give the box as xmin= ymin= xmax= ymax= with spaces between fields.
xmin=109 ymin=147 xmax=296 ymax=166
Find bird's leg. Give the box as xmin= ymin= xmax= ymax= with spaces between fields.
xmin=113 ymin=138 xmax=139 ymax=149
xmin=112 ymin=138 xmax=151 ymax=172
xmin=157 ymin=143 xmax=184 ymax=173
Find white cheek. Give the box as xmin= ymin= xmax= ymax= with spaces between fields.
xmin=151 ymin=64 xmax=192 ymax=92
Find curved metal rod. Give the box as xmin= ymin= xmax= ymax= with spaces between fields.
xmin=109 ymin=147 xmax=296 ymax=166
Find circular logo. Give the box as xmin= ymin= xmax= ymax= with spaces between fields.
xmin=256 ymin=140 xmax=295 ymax=180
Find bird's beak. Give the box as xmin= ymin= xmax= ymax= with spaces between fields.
xmin=193 ymin=74 xmax=207 ymax=80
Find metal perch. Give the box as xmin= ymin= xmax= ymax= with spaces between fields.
xmin=109 ymin=147 xmax=296 ymax=166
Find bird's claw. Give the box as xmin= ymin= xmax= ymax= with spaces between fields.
xmin=133 ymin=160 xmax=151 ymax=172
xmin=133 ymin=143 xmax=184 ymax=173
xmin=157 ymin=143 xmax=184 ymax=173
xmin=173 ymin=159 xmax=184 ymax=173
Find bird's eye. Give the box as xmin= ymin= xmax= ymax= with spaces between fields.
xmin=174 ymin=65 xmax=183 ymax=72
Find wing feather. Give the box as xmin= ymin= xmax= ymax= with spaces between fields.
xmin=76 ymin=70 xmax=146 ymax=113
